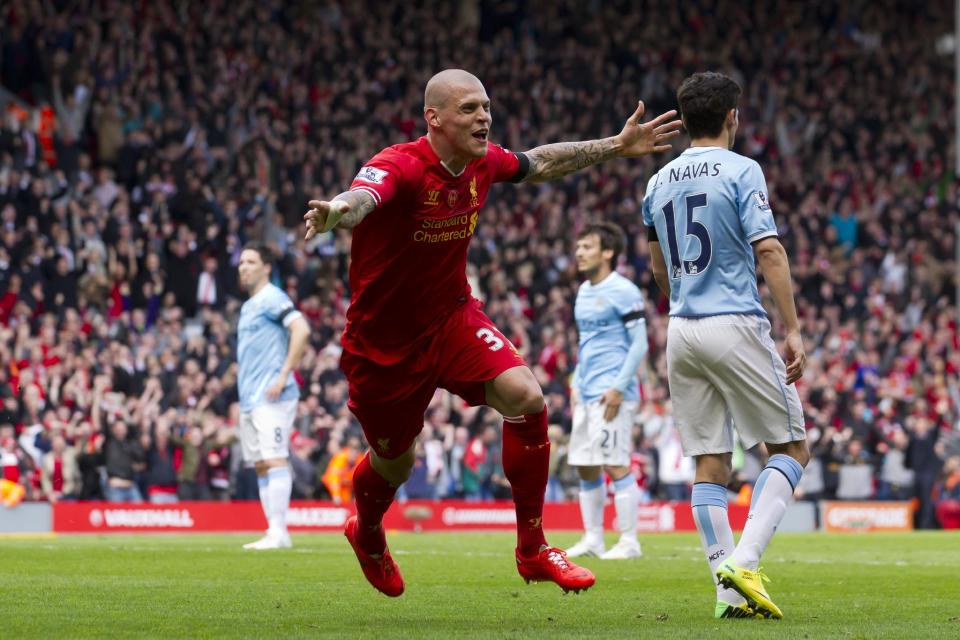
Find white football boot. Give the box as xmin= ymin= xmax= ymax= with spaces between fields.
xmin=243 ymin=531 xmax=293 ymax=550
xmin=599 ymin=538 xmax=642 ymax=559
xmin=565 ymin=536 xmax=606 ymax=558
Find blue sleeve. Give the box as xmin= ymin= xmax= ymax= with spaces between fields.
xmin=610 ymin=281 xmax=645 ymax=322
xmin=737 ymin=161 xmax=778 ymax=242
xmin=612 ymin=318 xmax=648 ymax=393
xmin=641 ymin=174 xmax=657 ymax=227
xmin=266 ymin=289 xmax=299 ymax=326
xmin=611 ymin=282 xmax=647 ymax=393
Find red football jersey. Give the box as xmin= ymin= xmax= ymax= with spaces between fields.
xmin=344 ymin=136 xmax=526 ymax=364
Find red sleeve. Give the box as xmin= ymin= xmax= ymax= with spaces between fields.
xmin=486 ymin=143 xmax=529 ymax=183
xmin=348 ymin=149 xmax=409 ymax=209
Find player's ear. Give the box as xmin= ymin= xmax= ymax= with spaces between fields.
xmin=727 ymin=108 xmax=738 ymax=127
xmin=425 ymin=107 xmax=440 ymax=128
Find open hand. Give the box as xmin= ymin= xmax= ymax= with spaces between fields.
xmin=615 ymin=101 xmax=682 ymax=158
xmin=784 ymin=330 xmax=806 ymax=385
xmin=304 ymin=200 xmax=349 ymax=240
xmin=599 ymin=388 xmax=624 ymax=422
xmin=264 ymin=377 xmax=285 ymax=401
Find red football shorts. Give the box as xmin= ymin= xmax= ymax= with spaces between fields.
xmin=340 ymin=297 xmax=526 ymax=459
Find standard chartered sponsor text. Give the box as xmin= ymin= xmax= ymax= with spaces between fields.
xmin=414 ymin=229 xmax=471 ymax=243
xmin=421 ymin=214 xmax=470 ymax=229
xmin=414 ymin=212 xmax=478 ymax=242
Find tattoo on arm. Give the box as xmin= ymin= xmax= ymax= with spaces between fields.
xmin=523 ymin=137 xmax=622 ymax=183
xmin=331 ymin=190 xmax=377 ymax=229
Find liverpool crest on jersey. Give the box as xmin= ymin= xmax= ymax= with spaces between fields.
xmin=469 ymin=177 xmax=479 ymax=207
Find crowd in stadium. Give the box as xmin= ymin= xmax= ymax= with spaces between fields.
xmin=1 ymin=0 xmax=959 ymax=527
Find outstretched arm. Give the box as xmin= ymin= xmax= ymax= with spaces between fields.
xmin=523 ymin=138 xmax=622 ymax=183
xmin=303 ymin=189 xmax=377 ymax=239
xmin=522 ymin=101 xmax=681 ymax=183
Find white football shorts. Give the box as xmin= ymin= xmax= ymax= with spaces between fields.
xmin=568 ymin=398 xmax=637 ymax=467
xmin=667 ymin=314 xmax=805 ymax=456
xmin=239 ymin=398 xmax=298 ymax=462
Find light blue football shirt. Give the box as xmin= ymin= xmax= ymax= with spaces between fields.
xmin=574 ymin=272 xmax=645 ymax=403
xmin=237 ymin=283 xmax=302 ymax=412
xmin=641 ymin=146 xmax=778 ymax=318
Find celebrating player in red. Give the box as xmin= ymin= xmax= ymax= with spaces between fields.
xmin=304 ymin=69 xmax=680 ymax=597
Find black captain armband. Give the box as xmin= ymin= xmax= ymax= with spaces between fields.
xmin=647 ymin=225 xmax=658 ymax=241
xmin=509 ymin=152 xmax=530 ymax=183
xmin=621 ymin=310 xmax=644 ymax=323
xmin=277 ymin=307 xmax=294 ymax=323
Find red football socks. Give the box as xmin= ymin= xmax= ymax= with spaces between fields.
xmin=352 ymin=452 xmax=398 ymax=554
xmin=502 ymin=407 xmax=550 ymax=556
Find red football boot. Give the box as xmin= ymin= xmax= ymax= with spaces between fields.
xmin=344 ymin=515 xmax=405 ymax=597
xmin=516 ymin=546 xmax=596 ymax=593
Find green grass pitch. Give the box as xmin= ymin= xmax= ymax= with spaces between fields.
xmin=2 ymin=531 xmax=958 ymax=638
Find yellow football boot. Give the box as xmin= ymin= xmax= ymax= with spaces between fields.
xmin=716 ymin=563 xmax=783 ymax=619
xmin=714 ymin=601 xmax=764 ymax=619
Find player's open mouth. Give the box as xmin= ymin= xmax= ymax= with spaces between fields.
xmin=472 ymin=129 xmax=488 ymax=141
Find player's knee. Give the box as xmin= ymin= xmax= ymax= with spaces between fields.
xmin=694 ymin=453 xmax=732 ymax=485
xmin=767 ymin=440 xmax=810 ymax=468
xmin=721 ymin=457 xmax=734 ymax=475
xmin=791 ymin=444 xmax=811 ymax=468
xmin=381 ymin=465 xmax=413 ymax=486
xmin=487 ymin=367 xmax=545 ymax=417
xmin=604 ymin=465 xmax=631 ymax=481
xmin=520 ymin=385 xmax=545 ymax=415
xmin=504 ymin=381 xmax=545 ymax=417
xmin=370 ymin=447 xmax=416 ymax=485
xmin=577 ymin=466 xmax=602 ymax=482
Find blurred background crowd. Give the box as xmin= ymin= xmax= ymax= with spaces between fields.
xmin=1 ymin=0 xmax=959 ymax=527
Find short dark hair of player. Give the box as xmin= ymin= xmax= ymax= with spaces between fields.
xmin=677 ymin=72 xmax=742 ymax=139
xmin=243 ymin=242 xmax=274 ymax=272
xmin=577 ymin=221 xmax=626 ymax=271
